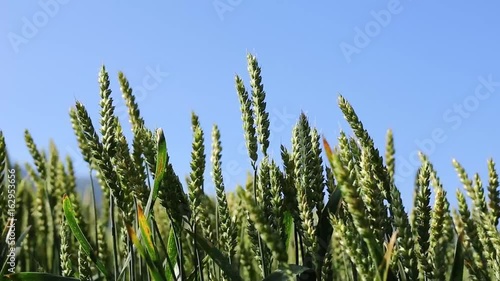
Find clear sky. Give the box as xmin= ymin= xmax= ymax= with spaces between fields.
xmin=2 ymin=1 xmax=500 ymax=210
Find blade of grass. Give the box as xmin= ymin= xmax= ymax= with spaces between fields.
xmin=165 ymin=229 xmax=178 ymax=281
xmin=89 ymin=170 xmax=100 ymax=280
xmin=110 ymin=193 xmax=119 ymax=281
xmin=316 ymin=186 xmax=342 ymax=274
xmin=0 ymin=225 xmax=32 ymax=277
xmin=380 ymin=231 xmax=398 ymax=281
xmin=126 ymin=224 xmax=165 ymax=281
xmin=449 ymin=231 xmax=464 ymax=281
xmin=125 ymin=129 xmax=166 ymax=280
xmin=137 ymin=205 xmax=159 ymax=262
xmin=322 ymin=136 xmax=335 ymax=168
xmin=283 ymin=211 xmax=294 ymax=254
xmin=62 ymin=194 xmax=111 ymax=279
xmin=126 ymin=128 xmax=166 ymax=280
xmin=144 ymin=128 xmax=167 ymax=218
xmin=185 ymin=229 xmax=243 ymax=281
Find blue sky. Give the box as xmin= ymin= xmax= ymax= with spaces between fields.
xmin=2 ymin=1 xmax=500 ymax=210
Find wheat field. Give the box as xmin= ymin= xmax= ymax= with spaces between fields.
xmin=0 ymin=54 xmax=498 ymax=281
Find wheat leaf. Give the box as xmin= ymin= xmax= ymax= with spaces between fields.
xmin=449 ymin=231 xmax=465 ymax=281
xmin=185 ymin=229 xmax=243 ymax=281
xmin=62 ymin=195 xmax=110 ymax=279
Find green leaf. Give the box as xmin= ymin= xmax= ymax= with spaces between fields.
xmin=145 ymin=128 xmax=167 ymax=217
xmin=165 ymin=229 xmax=178 ymax=281
xmin=62 ymin=195 xmax=111 ymax=279
xmin=322 ymin=136 xmax=335 ymax=168
xmin=118 ymin=128 xmax=168 ymax=280
xmin=137 ymin=205 xmax=159 ymax=262
xmin=316 ymin=139 xmax=343 ymax=272
xmin=380 ymin=231 xmax=398 ymax=281
xmin=1 ymin=225 xmax=32 ymax=276
xmin=14 ymin=226 xmax=31 ymax=249
xmin=449 ymin=231 xmax=464 ymax=281
xmin=316 ymin=187 xmax=342 ymax=266
xmin=262 ymin=264 xmax=315 ymax=281
xmin=126 ymin=224 xmax=166 ymax=281
xmin=185 ymin=229 xmax=243 ymax=281
xmin=283 ymin=211 xmax=294 ymax=252
xmin=5 ymin=272 xmax=79 ymax=281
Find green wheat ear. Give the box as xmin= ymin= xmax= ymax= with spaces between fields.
xmin=412 ymin=160 xmax=432 ymax=279
xmin=428 ymin=176 xmax=451 ymax=280
xmin=235 ymin=74 xmax=258 ymax=166
xmin=358 ymin=144 xmax=386 ymax=247
xmin=239 ymin=187 xmax=288 ymax=267
xmin=385 ymin=129 xmax=395 ymax=185
xmin=78 ymin=244 xmax=92 ymax=281
xmin=188 ymin=112 xmax=206 ymax=221
xmin=330 ymin=137 xmax=383 ymax=274
xmin=292 ymin=113 xmax=318 ymax=268
xmin=247 ymin=53 xmax=270 ymax=157
xmin=310 ymin=128 xmax=325 ymax=214
xmin=73 ymin=101 xmax=133 ymax=224
xmin=11 ymin=52 xmax=500 ymax=280
xmin=384 ymin=130 xmax=418 ymax=280
xmin=99 ymin=65 xmax=117 ymax=159
xmin=331 ymin=215 xmax=374 ymax=279
xmin=268 ymin=160 xmax=285 ymax=243
xmin=118 ymin=69 xmax=156 ymax=179
xmin=24 ymin=130 xmax=47 ymax=179
xmin=64 ymin=156 xmax=77 ymax=196
xmin=69 ymin=107 xmax=93 ymax=166
xmin=211 ymin=124 xmax=236 ymax=264
xmin=338 ymin=95 xmax=391 ymax=204
xmin=456 ymin=160 xmax=489 ymax=218
xmin=60 ymin=214 xmax=73 ymax=277
xmin=455 ymin=189 xmax=488 ymax=280
xmin=487 ymin=158 xmax=500 ymax=225
xmin=112 ymin=117 xmax=148 ymax=204
xmin=118 ymin=71 xmax=145 ymax=131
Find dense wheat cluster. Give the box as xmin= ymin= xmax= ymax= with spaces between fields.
xmin=1 ymin=54 xmax=499 ymax=280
